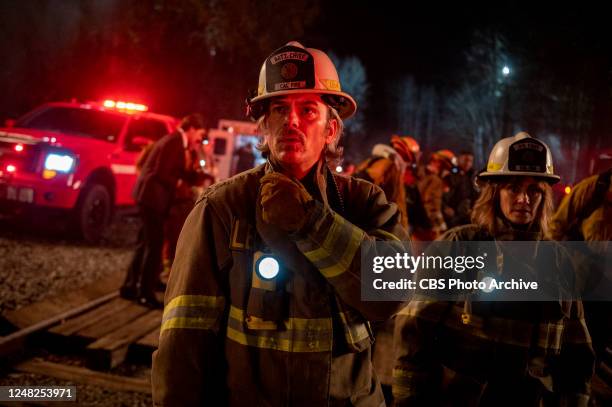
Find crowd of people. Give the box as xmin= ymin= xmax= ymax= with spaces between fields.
xmin=121 ymin=40 xmax=609 ymax=406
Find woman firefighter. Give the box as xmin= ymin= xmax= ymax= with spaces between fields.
xmin=392 ymin=132 xmax=595 ymax=406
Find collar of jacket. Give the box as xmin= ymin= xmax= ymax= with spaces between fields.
xmin=176 ymin=128 xmax=189 ymax=149
xmin=493 ymin=216 xmax=543 ymax=241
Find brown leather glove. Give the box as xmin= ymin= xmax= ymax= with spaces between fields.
xmin=259 ymin=172 xmax=313 ymax=233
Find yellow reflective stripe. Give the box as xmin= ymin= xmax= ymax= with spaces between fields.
xmin=164 ymin=294 xmax=225 ymax=314
xmin=284 ymin=315 xmax=332 ymax=331
xmin=338 ymin=312 xmax=370 ymax=345
xmin=161 ymin=317 xmax=217 ymax=332
xmin=393 ymin=368 xmax=413 ymax=379
xmin=392 ymin=385 xmax=412 ymax=400
xmin=303 ymin=214 xmax=345 ymax=263
xmin=445 ymin=307 xmax=533 ymax=348
xmin=487 ymin=162 xmax=503 ymax=172
xmin=161 ymin=295 xmax=225 ymax=333
xmin=320 ymin=79 xmax=340 ymax=91
xmin=536 ymin=321 xmax=564 ymax=351
xmin=392 ymin=368 xmax=430 ymax=381
xmin=226 ymin=326 xmax=331 ymax=353
xmin=319 ymin=223 xmax=364 ymax=278
xmin=396 ymin=300 xmax=447 ymax=322
xmin=446 ymin=307 xmax=568 ymax=350
xmin=392 ymin=369 xmax=428 ymax=398
xmin=371 ymin=228 xmax=401 ymax=241
xmin=230 ymin=306 xmax=331 ymax=331
xmin=227 ymin=306 xmax=333 ymax=353
xmin=402 ymin=302 xmax=572 ymax=351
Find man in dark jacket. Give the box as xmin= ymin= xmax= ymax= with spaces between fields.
xmin=445 ymin=150 xmax=478 ymax=228
xmin=121 ymin=114 xmax=205 ymax=308
xmin=152 ymin=41 xmax=408 ymax=406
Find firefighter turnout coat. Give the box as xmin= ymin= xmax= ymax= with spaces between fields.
xmin=393 ymin=221 xmax=595 ymax=406
xmin=152 ymin=160 xmax=408 ymax=406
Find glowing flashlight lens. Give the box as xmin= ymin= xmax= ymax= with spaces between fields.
xmin=257 ymin=256 xmax=279 ymax=280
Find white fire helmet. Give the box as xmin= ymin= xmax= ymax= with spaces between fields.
xmin=371 ymin=144 xmax=397 ymax=159
xmin=479 ymin=132 xmax=560 ymax=184
xmin=246 ymin=41 xmax=357 ymax=120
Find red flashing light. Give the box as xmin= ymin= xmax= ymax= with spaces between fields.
xmin=564 ymin=186 xmax=572 ymax=195
xmin=14 ymin=144 xmax=24 ymax=152
xmin=103 ymin=99 xmax=148 ymax=112
xmin=6 ymin=164 xmax=16 ymax=173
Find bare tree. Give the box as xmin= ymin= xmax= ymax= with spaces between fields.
xmin=328 ymin=52 xmax=369 ymax=163
xmin=443 ymin=30 xmax=513 ymax=167
xmin=394 ymin=75 xmax=439 ymax=151
xmin=0 ymin=0 xmax=322 ymax=121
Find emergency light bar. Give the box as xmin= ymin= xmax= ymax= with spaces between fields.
xmin=103 ymin=100 xmax=148 ymax=112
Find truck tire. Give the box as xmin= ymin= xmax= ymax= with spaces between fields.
xmin=75 ymin=184 xmax=111 ymax=243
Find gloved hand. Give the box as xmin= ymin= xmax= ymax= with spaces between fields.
xmin=259 ymin=172 xmax=313 ymax=233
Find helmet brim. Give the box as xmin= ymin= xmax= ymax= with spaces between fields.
xmin=250 ymin=89 xmax=357 ymax=120
xmin=478 ymin=171 xmax=561 ymax=184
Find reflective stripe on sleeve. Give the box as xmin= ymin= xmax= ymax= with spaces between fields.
xmin=370 ymin=228 xmax=401 ymax=241
xmin=337 ymin=311 xmax=371 ymax=347
xmin=302 ymin=213 xmax=365 ymax=279
xmin=392 ymin=369 xmax=429 ymax=399
xmin=160 ymin=295 xmax=225 ymax=333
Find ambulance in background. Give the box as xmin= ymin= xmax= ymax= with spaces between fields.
xmin=207 ymin=119 xmax=264 ymax=181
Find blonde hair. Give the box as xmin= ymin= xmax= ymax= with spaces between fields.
xmin=255 ymin=105 xmax=345 ymax=165
xmin=471 ymin=177 xmax=554 ymax=238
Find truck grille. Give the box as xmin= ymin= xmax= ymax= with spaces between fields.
xmin=0 ymin=140 xmax=41 ymax=173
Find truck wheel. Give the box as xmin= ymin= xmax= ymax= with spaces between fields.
xmin=75 ymin=184 xmax=111 ymax=243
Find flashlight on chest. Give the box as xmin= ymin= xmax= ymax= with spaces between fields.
xmin=247 ymin=250 xmax=284 ymax=330
xmin=256 ymin=254 xmax=280 ymax=280
xmin=252 ymin=251 xmax=281 ymax=291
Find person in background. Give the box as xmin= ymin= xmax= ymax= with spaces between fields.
xmin=161 ymin=135 xmax=215 ymax=284
xmin=353 ymin=135 xmax=420 ymax=404
xmin=355 ymin=135 xmax=419 ymax=229
xmin=413 ymin=149 xmax=456 ymax=240
xmin=445 ymin=150 xmax=478 ymax=228
xmin=234 ymin=141 xmax=256 ymax=174
xmin=550 ymin=168 xmax=612 ymax=405
xmin=120 ymin=114 xmax=205 ymax=308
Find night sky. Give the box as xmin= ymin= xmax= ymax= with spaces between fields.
xmin=314 ymin=2 xmax=611 ymax=83
xmin=0 ymin=1 xmax=610 ymax=180
xmin=310 ymin=2 xmax=612 ymax=157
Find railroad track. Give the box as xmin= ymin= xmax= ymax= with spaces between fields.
xmin=0 ymin=273 xmax=161 ymax=396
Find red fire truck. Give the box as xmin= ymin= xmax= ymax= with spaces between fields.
xmin=0 ymin=100 xmax=178 ymax=242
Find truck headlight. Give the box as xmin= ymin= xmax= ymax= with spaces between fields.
xmin=44 ymin=153 xmax=75 ymax=173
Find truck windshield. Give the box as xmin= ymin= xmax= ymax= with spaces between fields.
xmin=15 ymin=106 xmax=125 ymax=142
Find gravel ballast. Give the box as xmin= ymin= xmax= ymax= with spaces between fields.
xmin=0 ymin=217 xmax=138 ymax=313
xmin=0 ymin=215 xmax=153 ymax=406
